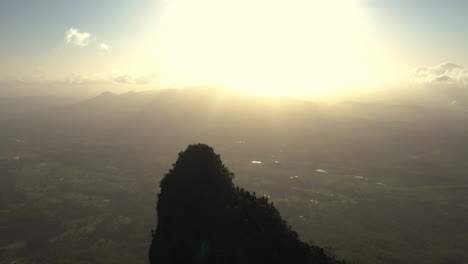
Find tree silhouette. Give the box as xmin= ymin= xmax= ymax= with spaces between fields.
xmin=149 ymin=144 xmax=345 ymax=264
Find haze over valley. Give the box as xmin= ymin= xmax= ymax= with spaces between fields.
xmin=1 ymin=1 xmax=468 ymax=263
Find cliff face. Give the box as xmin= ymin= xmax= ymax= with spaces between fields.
xmin=149 ymin=144 xmax=345 ymax=264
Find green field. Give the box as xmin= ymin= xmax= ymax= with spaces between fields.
xmin=1 ymin=135 xmax=467 ymax=264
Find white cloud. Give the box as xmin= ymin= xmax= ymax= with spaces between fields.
xmin=113 ymin=74 xmax=134 ymax=84
xmin=99 ymin=43 xmax=110 ymax=51
xmin=413 ymin=62 xmax=468 ymax=84
xmin=135 ymin=72 xmax=159 ymax=84
xmin=112 ymin=72 xmax=159 ymax=85
xmin=407 ymin=62 xmax=468 ymax=105
xmin=65 ymin=28 xmax=93 ymax=46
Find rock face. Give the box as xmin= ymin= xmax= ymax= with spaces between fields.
xmin=149 ymin=144 xmax=345 ymax=264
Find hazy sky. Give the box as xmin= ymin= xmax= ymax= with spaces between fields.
xmin=1 ymin=0 xmax=467 ymax=97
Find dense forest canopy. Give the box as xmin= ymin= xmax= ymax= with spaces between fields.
xmin=149 ymin=144 xmax=345 ymax=264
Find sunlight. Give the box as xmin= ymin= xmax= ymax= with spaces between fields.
xmin=155 ymin=0 xmax=373 ymax=96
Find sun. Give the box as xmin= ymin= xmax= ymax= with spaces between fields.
xmin=154 ymin=0 xmax=373 ymax=97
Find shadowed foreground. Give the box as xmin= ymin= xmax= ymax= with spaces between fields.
xmin=149 ymin=144 xmax=345 ymax=264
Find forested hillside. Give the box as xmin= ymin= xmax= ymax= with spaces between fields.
xmin=1 ymin=89 xmax=468 ymax=264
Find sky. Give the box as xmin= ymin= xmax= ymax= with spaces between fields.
xmin=0 ymin=0 xmax=468 ymax=98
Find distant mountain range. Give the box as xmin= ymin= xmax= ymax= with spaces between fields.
xmin=1 ymin=87 xmax=468 ymax=162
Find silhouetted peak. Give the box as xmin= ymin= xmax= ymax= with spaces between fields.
xmin=161 ymin=144 xmax=233 ymax=187
xmin=176 ymin=144 xmax=219 ymax=165
xmin=174 ymin=144 xmax=225 ymax=171
xmin=150 ymin=144 xmax=345 ymax=264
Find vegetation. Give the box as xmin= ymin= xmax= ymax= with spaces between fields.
xmin=150 ymin=144 xmax=344 ymax=264
xmin=1 ymin=89 xmax=468 ymax=263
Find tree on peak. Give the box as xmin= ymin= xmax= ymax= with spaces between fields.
xmin=149 ymin=144 xmax=345 ymax=264
xmin=161 ymin=144 xmax=234 ymax=187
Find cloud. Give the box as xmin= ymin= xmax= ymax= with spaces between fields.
xmin=99 ymin=43 xmax=110 ymax=51
xmin=0 ymin=78 xmax=111 ymax=97
xmin=413 ymin=62 xmax=468 ymax=84
xmin=433 ymin=75 xmax=452 ymax=82
xmin=65 ymin=28 xmax=93 ymax=46
xmin=112 ymin=72 xmax=159 ymax=85
xmin=407 ymin=62 xmax=468 ymax=105
xmin=113 ymin=74 xmax=134 ymax=84
xmin=135 ymin=72 xmax=159 ymax=84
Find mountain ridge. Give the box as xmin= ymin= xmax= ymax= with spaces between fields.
xmin=149 ymin=144 xmax=346 ymax=264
